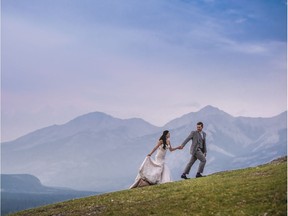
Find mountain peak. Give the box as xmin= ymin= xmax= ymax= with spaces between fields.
xmin=199 ymin=105 xmax=221 ymax=112
xmin=68 ymin=112 xmax=114 ymax=124
xmin=164 ymin=105 xmax=231 ymax=128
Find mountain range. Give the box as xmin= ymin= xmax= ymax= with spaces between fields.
xmin=1 ymin=105 xmax=287 ymax=192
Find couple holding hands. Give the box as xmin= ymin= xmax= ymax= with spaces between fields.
xmin=130 ymin=122 xmax=207 ymax=188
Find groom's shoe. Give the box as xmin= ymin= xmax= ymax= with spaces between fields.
xmin=196 ymin=173 xmax=206 ymax=178
xmin=181 ymin=174 xmax=189 ymax=180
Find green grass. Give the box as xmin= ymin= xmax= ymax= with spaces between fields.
xmin=10 ymin=157 xmax=287 ymax=216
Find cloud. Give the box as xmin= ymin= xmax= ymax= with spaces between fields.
xmin=1 ymin=0 xmax=286 ymax=141
xmin=235 ymin=18 xmax=247 ymax=24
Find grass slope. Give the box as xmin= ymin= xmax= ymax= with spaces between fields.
xmin=10 ymin=157 xmax=287 ymax=216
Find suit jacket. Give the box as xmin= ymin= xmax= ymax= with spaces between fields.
xmin=181 ymin=131 xmax=207 ymax=156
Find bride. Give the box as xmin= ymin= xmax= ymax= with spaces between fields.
xmin=130 ymin=130 xmax=182 ymax=188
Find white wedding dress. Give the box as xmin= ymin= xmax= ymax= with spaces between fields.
xmin=130 ymin=144 xmax=172 ymax=188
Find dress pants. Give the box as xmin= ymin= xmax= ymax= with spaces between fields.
xmin=183 ymin=149 xmax=206 ymax=174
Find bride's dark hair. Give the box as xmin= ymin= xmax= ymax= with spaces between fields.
xmin=159 ymin=130 xmax=169 ymax=150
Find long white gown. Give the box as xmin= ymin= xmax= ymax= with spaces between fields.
xmin=130 ymin=144 xmax=172 ymax=188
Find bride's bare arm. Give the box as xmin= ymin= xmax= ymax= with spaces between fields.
xmin=168 ymin=139 xmax=181 ymax=152
xmin=147 ymin=140 xmax=162 ymax=156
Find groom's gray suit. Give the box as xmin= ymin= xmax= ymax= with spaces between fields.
xmin=181 ymin=130 xmax=207 ymax=175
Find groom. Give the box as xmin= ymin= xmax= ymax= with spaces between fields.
xmin=179 ymin=122 xmax=207 ymax=179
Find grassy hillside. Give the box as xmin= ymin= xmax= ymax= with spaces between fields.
xmin=11 ymin=157 xmax=287 ymax=216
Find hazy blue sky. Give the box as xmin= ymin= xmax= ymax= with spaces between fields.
xmin=2 ymin=0 xmax=287 ymax=141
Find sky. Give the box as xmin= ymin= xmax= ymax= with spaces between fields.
xmin=1 ymin=0 xmax=287 ymax=142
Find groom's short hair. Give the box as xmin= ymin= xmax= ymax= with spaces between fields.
xmin=197 ymin=122 xmax=204 ymax=127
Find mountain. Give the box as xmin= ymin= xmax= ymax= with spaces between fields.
xmin=1 ymin=106 xmax=287 ymax=192
xmin=1 ymin=112 xmax=161 ymax=191
xmin=1 ymin=174 xmax=96 ymax=215
xmin=2 ymin=174 xmax=54 ymax=193
xmin=9 ymin=157 xmax=287 ymax=216
xmin=4 ymin=112 xmax=160 ymax=151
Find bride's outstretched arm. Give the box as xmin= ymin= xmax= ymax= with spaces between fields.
xmin=147 ymin=140 xmax=162 ymax=156
xmin=168 ymin=140 xmax=182 ymax=152
xmin=169 ymin=146 xmax=182 ymax=151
